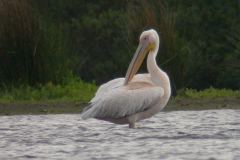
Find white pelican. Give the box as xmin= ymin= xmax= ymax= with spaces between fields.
xmin=82 ymin=29 xmax=171 ymax=128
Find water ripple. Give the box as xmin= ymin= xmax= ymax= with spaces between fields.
xmin=0 ymin=109 xmax=240 ymax=159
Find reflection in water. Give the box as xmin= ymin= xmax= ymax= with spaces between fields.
xmin=0 ymin=109 xmax=240 ymax=159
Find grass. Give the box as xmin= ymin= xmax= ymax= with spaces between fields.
xmin=0 ymin=80 xmax=239 ymax=115
xmin=164 ymin=87 xmax=240 ymax=111
xmin=176 ymin=87 xmax=240 ymax=99
xmin=0 ymin=76 xmax=98 ymax=104
xmin=0 ymin=76 xmax=98 ymax=115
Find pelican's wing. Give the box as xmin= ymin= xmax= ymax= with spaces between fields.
xmin=82 ymin=82 xmax=164 ymax=119
xmin=94 ymin=78 xmax=124 ymax=98
xmin=93 ymin=74 xmax=152 ymax=100
xmin=92 ymin=74 xmax=152 ymax=103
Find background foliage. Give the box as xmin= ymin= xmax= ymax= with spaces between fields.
xmin=0 ymin=0 xmax=74 ymax=88
xmin=0 ymin=0 xmax=239 ymax=95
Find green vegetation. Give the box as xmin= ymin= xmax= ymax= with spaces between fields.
xmin=0 ymin=0 xmax=239 ymax=115
xmin=0 ymin=74 xmax=97 ymax=103
xmin=0 ymin=0 xmax=74 ymax=88
xmin=0 ymin=74 xmax=98 ymax=115
xmin=0 ymin=86 xmax=239 ymax=115
xmin=177 ymin=87 xmax=240 ymax=99
xmin=1 ymin=84 xmax=239 ymax=104
xmin=1 ymin=0 xmax=239 ymax=92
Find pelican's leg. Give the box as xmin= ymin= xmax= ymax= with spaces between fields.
xmin=129 ymin=123 xmax=136 ymax=129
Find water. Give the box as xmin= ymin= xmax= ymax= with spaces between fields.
xmin=1 ymin=109 xmax=240 ymax=160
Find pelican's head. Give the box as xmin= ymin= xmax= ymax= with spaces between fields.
xmin=139 ymin=29 xmax=159 ymax=53
xmin=124 ymin=29 xmax=160 ymax=85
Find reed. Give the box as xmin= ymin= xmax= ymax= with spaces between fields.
xmin=0 ymin=0 xmax=71 ymax=89
xmin=216 ymin=29 xmax=240 ymax=89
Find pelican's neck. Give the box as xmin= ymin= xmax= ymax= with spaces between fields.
xmin=147 ymin=50 xmax=171 ymax=97
xmin=147 ymin=51 xmax=161 ymax=83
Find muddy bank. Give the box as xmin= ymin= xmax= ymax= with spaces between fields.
xmin=164 ymin=98 xmax=240 ymax=111
xmin=0 ymin=98 xmax=239 ymax=115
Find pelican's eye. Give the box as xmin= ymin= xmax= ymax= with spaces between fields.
xmin=140 ymin=36 xmax=149 ymax=44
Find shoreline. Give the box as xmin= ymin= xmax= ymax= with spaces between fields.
xmin=164 ymin=98 xmax=240 ymax=111
xmin=0 ymin=98 xmax=239 ymax=116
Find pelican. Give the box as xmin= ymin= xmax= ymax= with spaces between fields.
xmin=82 ymin=29 xmax=171 ymax=128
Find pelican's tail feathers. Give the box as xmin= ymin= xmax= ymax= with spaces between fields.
xmin=81 ymin=104 xmax=96 ymax=120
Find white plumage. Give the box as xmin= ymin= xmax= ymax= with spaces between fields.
xmin=82 ymin=29 xmax=171 ymax=128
